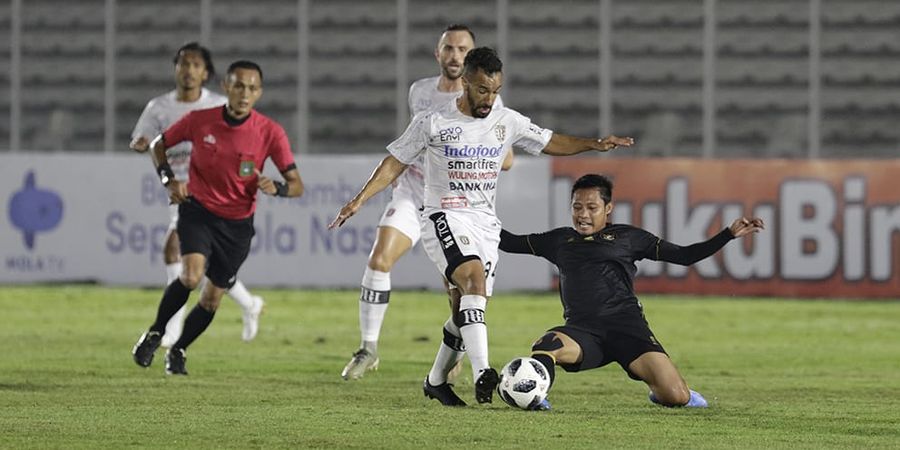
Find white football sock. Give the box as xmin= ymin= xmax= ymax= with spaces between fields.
xmin=165 ymin=262 xmax=182 ymax=285
xmin=227 ymin=279 xmax=254 ymax=311
xmin=162 ymin=304 xmax=187 ymax=347
xmin=458 ymin=295 xmax=489 ymax=381
xmin=359 ymin=268 xmax=390 ymax=345
xmin=428 ymin=317 xmax=466 ymax=385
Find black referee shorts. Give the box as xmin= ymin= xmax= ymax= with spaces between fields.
xmin=551 ymin=311 xmax=667 ymax=381
xmin=177 ymin=199 xmax=255 ymax=289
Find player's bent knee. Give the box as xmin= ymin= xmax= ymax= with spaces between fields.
xmin=367 ymin=254 xmax=395 ymax=273
xmin=654 ymin=384 xmax=691 ymax=406
xmin=179 ymin=273 xmax=203 ymax=290
xmin=531 ymin=332 xmax=564 ymax=353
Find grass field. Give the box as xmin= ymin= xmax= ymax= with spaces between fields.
xmin=1 ymin=286 xmax=899 ymax=449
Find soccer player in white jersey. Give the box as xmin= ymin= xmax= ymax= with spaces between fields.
xmin=131 ymin=43 xmax=264 ymax=346
xmin=341 ymin=25 xmax=513 ymax=381
xmin=330 ymin=47 xmax=633 ymax=406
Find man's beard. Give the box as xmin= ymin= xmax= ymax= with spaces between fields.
xmin=442 ymin=64 xmax=462 ymax=80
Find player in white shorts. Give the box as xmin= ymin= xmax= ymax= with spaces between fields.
xmin=330 ymin=47 xmax=633 ymax=405
xmin=131 ymin=43 xmax=265 ymax=347
xmin=341 ymin=25 xmax=513 ymax=381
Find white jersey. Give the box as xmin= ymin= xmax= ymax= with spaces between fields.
xmin=392 ymin=76 xmax=462 ymax=205
xmin=388 ymin=98 xmax=552 ymax=216
xmin=395 ymin=76 xmax=506 ymax=206
xmin=131 ymin=88 xmax=227 ymax=181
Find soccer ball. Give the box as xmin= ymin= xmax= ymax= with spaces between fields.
xmin=496 ymin=357 xmax=550 ymax=409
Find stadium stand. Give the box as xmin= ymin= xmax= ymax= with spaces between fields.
xmin=3 ymin=0 xmax=898 ymax=156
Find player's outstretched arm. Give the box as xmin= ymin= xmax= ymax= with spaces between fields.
xmin=499 ymin=229 xmax=559 ymax=260
xmin=328 ymin=155 xmax=408 ymax=229
xmin=656 ymin=217 xmax=764 ymax=266
xmin=499 ymin=229 xmax=532 ymax=254
xmin=256 ymin=168 xmax=304 ymax=198
xmin=542 ymin=134 xmax=634 ymax=156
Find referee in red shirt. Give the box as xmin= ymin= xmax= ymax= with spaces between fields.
xmin=132 ymin=60 xmax=304 ymax=375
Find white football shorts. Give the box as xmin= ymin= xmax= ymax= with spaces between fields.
xmin=377 ymin=194 xmax=423 ymax=245
xmin=420 ymin=208 xmax=501 ymax=296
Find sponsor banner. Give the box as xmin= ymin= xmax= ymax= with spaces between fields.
xmin=0 ymin=153 xmax=551 ymax=290
xmin=552 ymin=158 xmax=900 ymax=298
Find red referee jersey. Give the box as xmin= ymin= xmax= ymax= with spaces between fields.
xmin=163 ymin=106 xmax=296 ymax=219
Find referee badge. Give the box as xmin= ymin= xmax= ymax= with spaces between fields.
xmin=239 ymin=161 xmax=255 ymax=177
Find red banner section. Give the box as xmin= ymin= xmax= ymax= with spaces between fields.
xmin=552 ymin=158 xmax=899 ymax=298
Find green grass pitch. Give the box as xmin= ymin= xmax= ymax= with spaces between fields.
xmin=1 ymin=286 xmax=899 ymax=449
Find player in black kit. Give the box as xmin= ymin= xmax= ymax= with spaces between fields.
xmin=499 ymin=174 xmax=764 ymax=410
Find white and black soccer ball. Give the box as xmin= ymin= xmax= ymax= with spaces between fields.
xmin=496 ymin=356 xmax=550 ymax=410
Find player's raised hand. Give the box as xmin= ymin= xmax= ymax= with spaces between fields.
xmin=729 ymin=217 xmax=765 ymax=238
xmin=595 ymin=135 xmax=634 ymax=152
xmin=130 ymin=136 xmax=150 ymax=153
xmin=328 ymin=201 xmax=360 ymax=229
xmin=254 ymin=169 xmax=277 ymax=195
xmin=167 ymin=179 xmax=189 ymax=204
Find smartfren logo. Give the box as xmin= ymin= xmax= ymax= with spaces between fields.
xmin=8 ymin=171 xmax=63 ymax=250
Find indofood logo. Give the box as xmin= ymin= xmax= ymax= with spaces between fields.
xmin=442 ymin=144 xmax=502 ymax=158
xmin=8 ymin=171 xmax=64 ymax=250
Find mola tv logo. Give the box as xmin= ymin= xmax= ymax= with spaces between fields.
xmin=8 ymin=171 xmax=63 ymax=249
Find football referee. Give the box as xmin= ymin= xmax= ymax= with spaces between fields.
xmin=132 ymin=60 xmax=304 ymax=375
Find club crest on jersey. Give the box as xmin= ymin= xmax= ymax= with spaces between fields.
xmin=239 ymin=161 xmax=255 ymax=177
xmin=493 ymin=124 xmax=506 ymax=142
xmin=203 ymin=134 xmax=216 ymax=145
xmin=602 ymin=233 xmax=615 ymax=241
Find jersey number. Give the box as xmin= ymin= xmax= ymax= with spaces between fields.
xmin=484 ymin=261 xmax=497 ymax=279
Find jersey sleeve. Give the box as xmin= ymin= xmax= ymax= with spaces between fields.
xmin=406 ymin=83 xmax=416 ymax=116
xmin=499 ymin=227 xmax=566 ymax=264
xmin=630 ymin=227 xmax=664 ymax=261
xmin=132 ymin=100 xmax=161 ymax=139
xmin=161 ymin=110 xmax=194 ymax=147
xmin=509 ymin=110 xmax=553 ymax=156
xmin=387 ymin=111 xmax=430 ymax=164
xmin=653 ymin=228 xmax=735 ymax=265
xmin=267 ymin=123 xmax=296 ymax=172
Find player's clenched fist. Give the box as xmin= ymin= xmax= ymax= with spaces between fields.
xmin=166 ymin=179 xmax=189 ymax=204
xmin=729 ymin=217 xmax=765 ymax=238
xmin=130 ymin=136 xmax=150 ymax=153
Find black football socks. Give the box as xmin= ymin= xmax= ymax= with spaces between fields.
xmin=149 ymin=279 xmax=191 ymax=334
xmin=172 ymin=304 xmax=215 ymax=350
xmin=531 ymin=353 xmax=556 ymax=389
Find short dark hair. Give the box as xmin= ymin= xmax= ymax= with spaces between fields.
xmin=444 ymin=23 xmax=475 ymax=42
xmin=463 ymin=47 xmax=502 ymax=77
xmin=571 ymin=174 xmax=613 ymax=204
xmin=173 ymin=42 xmax=215 ymax=79
xmin=227 ymin=60 xmax=264 ymax=82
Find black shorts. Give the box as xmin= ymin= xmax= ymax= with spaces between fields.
xmin=551 ymin=311 xmax=667 ymax=381
xmin=177 ymin=199 xmax=255 ymax=289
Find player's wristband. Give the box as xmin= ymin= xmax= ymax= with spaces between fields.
xmin=274 ymin=181 xmax=289 ymax=197
xmin=157 ymin=162 xmax=175 ymax=186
